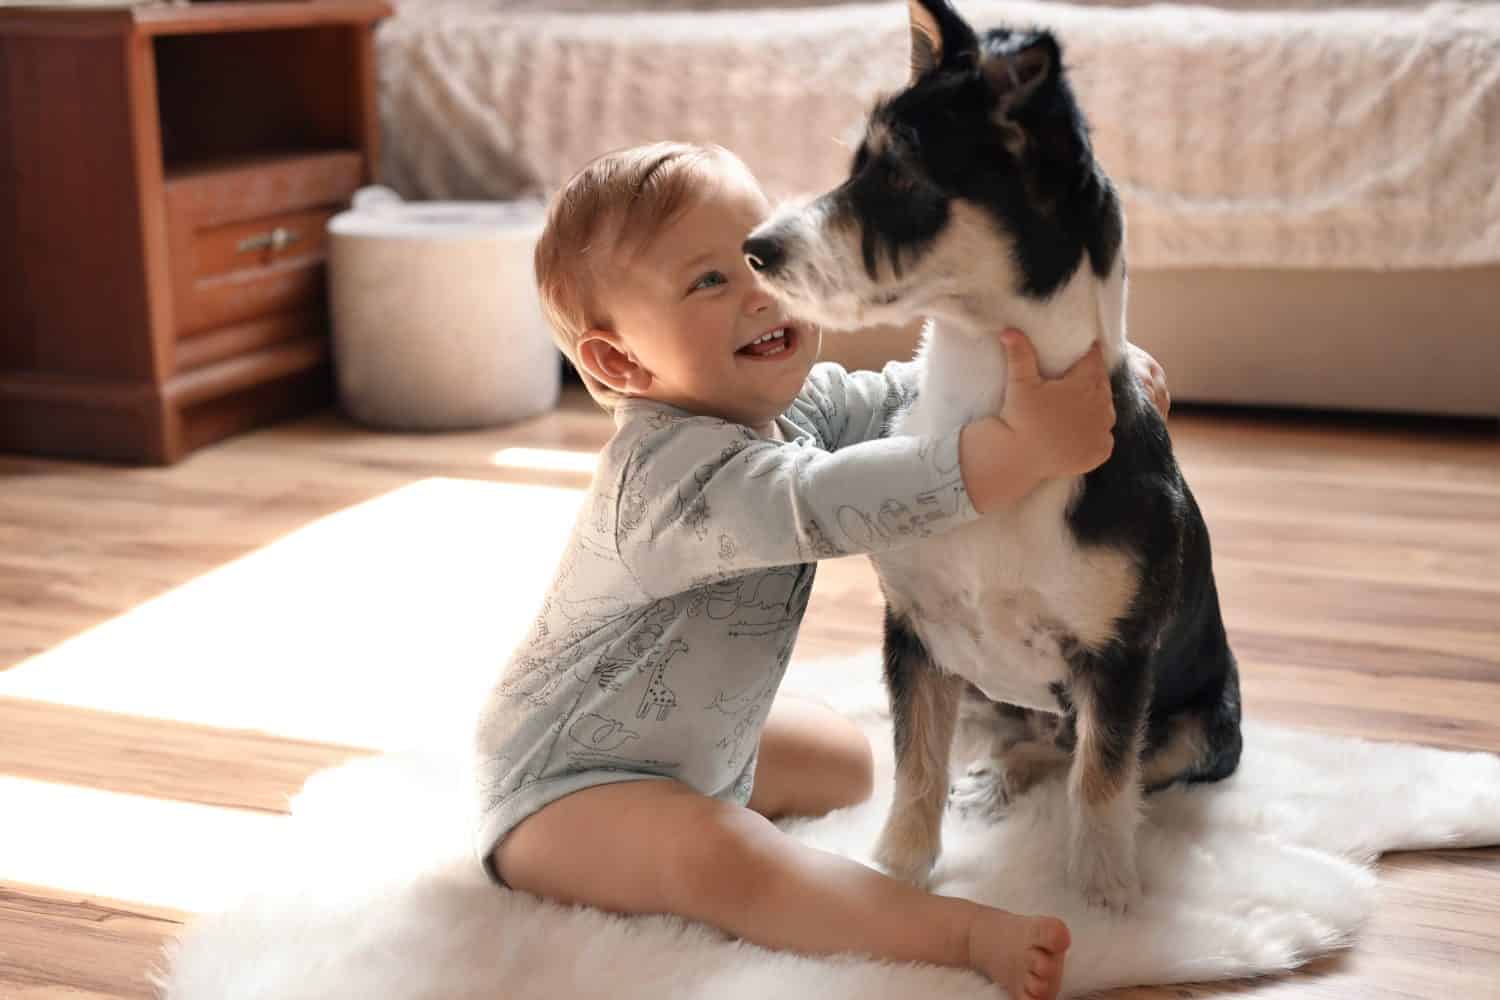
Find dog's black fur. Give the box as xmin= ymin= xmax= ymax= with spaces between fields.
xmin=1062 ymin=362 xmax=1243 ymax=792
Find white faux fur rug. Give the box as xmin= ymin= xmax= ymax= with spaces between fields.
xmin=160 ymin=652 xmax=1500 ymax=1000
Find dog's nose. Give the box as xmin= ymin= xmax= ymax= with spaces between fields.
xmin=742 ymin=236 xmax=785 ymax=275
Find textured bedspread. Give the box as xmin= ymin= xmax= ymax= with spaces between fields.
xmin=376 ymin=1 xmax=1500 ymax=271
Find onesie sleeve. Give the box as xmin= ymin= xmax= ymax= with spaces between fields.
xmin=611 ymin=413 xmax=978 ymax=597
xmin=790 ymin=360 xmax=923 ymax=450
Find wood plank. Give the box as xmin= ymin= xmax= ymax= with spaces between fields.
xmin=0 ymin=697 xmax=368 ymax=813
xmin=0 ymin=883 xmax=182 ymax=1000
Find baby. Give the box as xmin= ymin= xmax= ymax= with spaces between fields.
xmin=476 ymin=141 xmax=1168 ymax=999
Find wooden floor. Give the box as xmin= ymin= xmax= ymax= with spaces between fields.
xmin=2 ymin=387 xmax=1498 ymax=999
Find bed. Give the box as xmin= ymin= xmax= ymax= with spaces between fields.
xmin=372 ymin=0 xmax=1500 ymax=418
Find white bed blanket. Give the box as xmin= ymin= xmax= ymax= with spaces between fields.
xmin=374 ymin=0 xmax=1500 ymax=272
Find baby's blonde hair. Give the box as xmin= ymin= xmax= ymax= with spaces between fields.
xmin=534 ymin=141 xmax=742 ymax=410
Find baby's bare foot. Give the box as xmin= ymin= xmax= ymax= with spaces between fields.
xmin=967 ymin=907 xmax=1071 ymax=1000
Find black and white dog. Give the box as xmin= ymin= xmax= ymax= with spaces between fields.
xmin=744 ymin=0 xmax=1242 ymax=910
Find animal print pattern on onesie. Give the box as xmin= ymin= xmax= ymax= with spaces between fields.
xmin=473 ymin=362 xmax=982 ymax=873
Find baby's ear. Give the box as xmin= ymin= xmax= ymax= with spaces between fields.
xmin=578 ymin=330 xmax=653 ymax=395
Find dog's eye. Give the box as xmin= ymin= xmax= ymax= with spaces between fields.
xmin=887 ymin=167 xmax=916 ymax=193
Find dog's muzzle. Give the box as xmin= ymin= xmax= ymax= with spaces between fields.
xmin=742 ymin=236 xmax=786 ymax=277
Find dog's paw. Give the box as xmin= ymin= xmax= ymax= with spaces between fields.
xmin=948 ymin=759 xmax=1009 ymax=821
xmin=1067 ymin=836 xmax=1141 ymax=914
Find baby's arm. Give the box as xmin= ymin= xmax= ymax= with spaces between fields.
xmin=806 ymin=331 xmax=1117 ymax=513
xmin=798 ymin=359 xmax=922 ymax=450
xmin=614 ymin=339 xmax=1112 ymax=596
xmin=614 ymin=418 xmax=977 ymax=595
xmin=809 ymin=336 xmax=1166 ymax=453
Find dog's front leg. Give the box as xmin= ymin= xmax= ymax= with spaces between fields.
xmin=1065 ymin=653 xmax=1150 ymax=912
xmin=873 ymin=610 xmax=962 ymax=887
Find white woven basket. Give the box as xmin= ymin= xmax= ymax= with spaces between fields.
xmin=327 ymin=187 xmax=559 ymax=431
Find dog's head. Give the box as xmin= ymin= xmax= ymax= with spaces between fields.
xmin=744 ymin=0 xmax=1122 ymax=337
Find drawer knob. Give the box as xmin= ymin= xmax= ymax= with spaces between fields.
xmin=237 ymin=226 xmax=301 ymax=254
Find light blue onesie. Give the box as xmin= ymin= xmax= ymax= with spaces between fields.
xmin=473 ymin=361 xmax=982 ymax=879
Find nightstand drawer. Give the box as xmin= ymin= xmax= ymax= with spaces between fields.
xmin=164 ymin=150 xmax=363 ymax=228
xmin=165 ymin=151 xmax=361 ymax=335
xmin=173 ymin=206 xmax=337 ymax=334
xmin=193 ymin=208 xmax=334 ymax=279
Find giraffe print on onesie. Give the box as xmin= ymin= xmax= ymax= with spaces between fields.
xmin=636 ymin=640 xmax=686 ymax=721
xmin=473 ymin=361 xmax=983 ymax=884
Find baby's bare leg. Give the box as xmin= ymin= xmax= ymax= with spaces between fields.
xmin=748 ymin=693 xmax=874 ymax=820
xmin=494 ymin=780 xmax=1070 ymax=998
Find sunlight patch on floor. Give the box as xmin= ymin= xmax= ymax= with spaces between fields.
xmin=0 ymin=478 xmax=583 ymax=752
xmin=490 ymin=445 xmax=598 ymax=474
xmin=0 ymin=775 xmax=283 ymax=913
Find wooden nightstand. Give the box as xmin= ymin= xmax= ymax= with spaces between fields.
xmin=0 ymin=0 xmax=391 ymax=464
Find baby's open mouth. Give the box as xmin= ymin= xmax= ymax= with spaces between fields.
xmin=737 ymin=325 xmax=795 ymax=359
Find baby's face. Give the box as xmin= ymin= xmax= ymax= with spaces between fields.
xmin=604 ymin=167 xmax=819 ymax=428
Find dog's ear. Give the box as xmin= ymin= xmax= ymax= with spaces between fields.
xmin=907 ymin=0 xmax=978 ymax=81
xmin=908 ymin=0 xmax=944 ymax=77
xmin=981 ymin=31 xmax=1059 ymax=116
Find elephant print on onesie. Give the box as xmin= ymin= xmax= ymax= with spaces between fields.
xmin=689 ymin=565 xmax=811 ymax=639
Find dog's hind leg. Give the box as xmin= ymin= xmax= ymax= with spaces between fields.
xmin=1140 ymin=714 xmax=1210 ymax=792
xmin=950 ymin=695 xmax=1058 ymax=820
xmin=1143 ymin=668 xmax=1243 ymax=792
xmin=874 ymin=609 xmax=963 ymax=887
xmin=1066 ymin=651 xmax=1150 ymax=912
xmin=951 ymin=737 xmax=1072 ymax=821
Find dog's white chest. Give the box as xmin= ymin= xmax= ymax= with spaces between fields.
xmin=880 ymin=315 xmax=1137 ymax=711
xmin=875 ymin=479 xmax=1134 ymax=710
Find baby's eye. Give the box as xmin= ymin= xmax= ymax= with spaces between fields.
xmin=689 ymin=270 xmax=728 ymax=293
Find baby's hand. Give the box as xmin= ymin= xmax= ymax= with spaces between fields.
xmin=1128 ymin=343 xmax=1170 ymax=417
xmin=955 ymin=331 xmax=1116 ymax=514
xmin=1000 ymin=330 xmax=1115 ymax=481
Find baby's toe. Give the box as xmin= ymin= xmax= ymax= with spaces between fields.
xmin=1023 ymin=971 xmax=1054 ymax=1000
xmin=1030 ymin=916 xmax=1072 ymax=955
